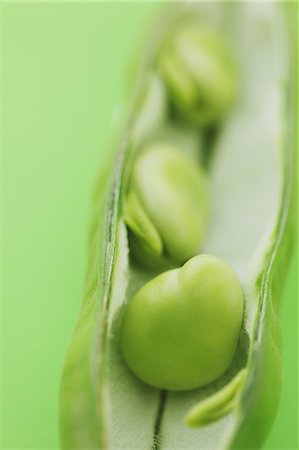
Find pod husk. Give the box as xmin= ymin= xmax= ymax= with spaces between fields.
xmin=59 ymin=3 xmax=297 ymax=449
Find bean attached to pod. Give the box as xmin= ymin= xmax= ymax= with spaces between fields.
xmin=159 ymin=22 xmax=237 ymax=125
xmin=120 ymin=254 xmax=244 ymax=391
xmin=124 ymin=142 xmax=209 ymax=267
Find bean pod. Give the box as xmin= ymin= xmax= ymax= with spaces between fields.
xmin=59 ymin=3 xmax=296 ymax=450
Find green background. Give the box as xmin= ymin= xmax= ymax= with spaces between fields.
xmin=1 ymin=3 xmax=298 ymax=449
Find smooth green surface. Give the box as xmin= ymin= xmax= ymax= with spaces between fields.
xmin=121 ymin=254 xmax=243 ymax=390
xmin=1 ymin=3 xmax=297 ymax=449
xmin=159 ymin=20 xmax=237 ymax=124
xmin=125 ymin=143 xmax=209 ymax=264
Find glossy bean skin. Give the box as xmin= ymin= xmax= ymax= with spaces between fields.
xmin=125 ymin=143 xmax=209 ymax=267
xmin=159 ymin=22 xmax=237 ymax=125
xmin=120 ymin=254 xmax=244 ymax=391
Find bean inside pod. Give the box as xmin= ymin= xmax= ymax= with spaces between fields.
xmin=59 ymin=3 xmax=296 ymax=450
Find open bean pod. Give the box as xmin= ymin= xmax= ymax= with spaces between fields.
xmin=59 ymin=3 xmax=297 ymax=449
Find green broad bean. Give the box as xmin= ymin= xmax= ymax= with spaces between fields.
xmin=120 ymin=254 xmax=244 ymax=391
xmin=159 ymin=21 xmax=237 ymax=125
xmin=124 ymin=142 xmax=209 ymax=266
